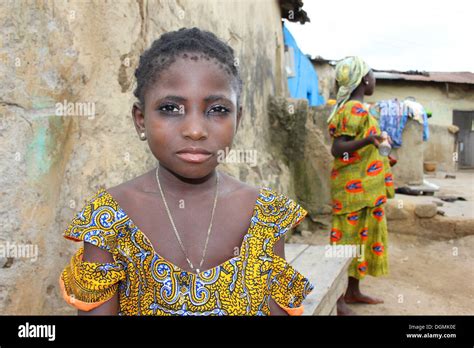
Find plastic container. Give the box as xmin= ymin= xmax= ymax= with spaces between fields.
xmin=378 ymin=131 xmax=392 ymax=156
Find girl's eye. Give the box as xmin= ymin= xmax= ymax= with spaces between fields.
xmin=208 ymin=105 xmax=230 ymax=115
xmin=158 ymin=104 xmax=181 ymax=114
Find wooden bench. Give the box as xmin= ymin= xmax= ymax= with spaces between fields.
xmin=286 ymin=243 xmax=352 ymax=315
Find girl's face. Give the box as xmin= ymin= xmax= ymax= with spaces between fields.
xmin=133 ymin=55 xmax=242 ymax=180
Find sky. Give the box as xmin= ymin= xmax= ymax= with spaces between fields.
xmin=284 ymin=0 xmax=474 ymax=72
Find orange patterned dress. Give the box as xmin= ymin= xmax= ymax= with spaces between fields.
xmin=59 ymin=187 xmax=314 ymax=315
xmin=328 ymin=100 xmax=395 ymax=279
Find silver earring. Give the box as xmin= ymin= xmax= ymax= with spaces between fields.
xmin=365 ymin=81 xmax=369 ymax=85
xmin=139 ymin=132 xmax=146 ymax=140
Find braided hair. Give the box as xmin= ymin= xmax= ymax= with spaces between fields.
xmin=134 ymin=27 xmax=243 ymax=107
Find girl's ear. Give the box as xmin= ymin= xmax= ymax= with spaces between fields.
xmin=235 ymin=105 xmax=243 ymax=133
xmin=132 ymin=102 xmax=146 ymax=135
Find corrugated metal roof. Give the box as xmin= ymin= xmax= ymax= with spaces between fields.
xmin=373 ymin=71 xmax=474 ymax=85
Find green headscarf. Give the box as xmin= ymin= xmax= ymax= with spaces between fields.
xmin=327 ymin=56 xmax=371 ymax=123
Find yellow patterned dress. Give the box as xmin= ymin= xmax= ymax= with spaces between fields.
xmin=59 ymin=187 xmax=314 ymax=315
xmin=328 ymin=100 xmax=395 ymax=280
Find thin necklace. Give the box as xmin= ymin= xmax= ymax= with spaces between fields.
xmin=155 ymin=166 xmax=219 ymax=274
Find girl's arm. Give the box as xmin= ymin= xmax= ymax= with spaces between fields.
xmin=331 ymin=134 xmax=384 ymax=158
xmin=77 ymin=243 xmax=120 ymax=316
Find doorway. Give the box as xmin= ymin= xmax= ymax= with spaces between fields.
xmin=453 ymin=110 xmax=474 ymax=168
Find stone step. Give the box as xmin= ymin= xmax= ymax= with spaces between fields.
xmin=286 ymin=243 xmax=352 ymax=315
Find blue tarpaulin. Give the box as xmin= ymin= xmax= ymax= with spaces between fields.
xmin=283 ymin=24 xmax=325 ymax=106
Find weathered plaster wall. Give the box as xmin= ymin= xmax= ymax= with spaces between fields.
xmin=0 ymin=0 xmax=290 ymax=314
xmin=268 ymin=98 xmax=333 ymax=217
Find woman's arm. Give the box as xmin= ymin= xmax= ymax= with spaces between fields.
xmin=78 ymin=243 xmax=120 ymax=316
xmin=331 ymin=134 xmax=384 ymax=158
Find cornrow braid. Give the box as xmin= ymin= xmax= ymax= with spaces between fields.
xmin=134 ymin=27 xmax=243 ymax=107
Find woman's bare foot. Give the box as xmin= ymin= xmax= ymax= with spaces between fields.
xmin=337 ymin=295 xmax=356 ymax=315
xmin=344 ymin=276 xmax=384 ymax=304
xmin=344 ymin=292 xmax=384 ymax=304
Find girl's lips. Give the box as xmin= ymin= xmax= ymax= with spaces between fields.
xmin=176 ymin=152 xmax=213 ymax=163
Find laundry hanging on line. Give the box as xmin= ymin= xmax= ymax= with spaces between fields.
xmin=403 ymin=99 xmax=430 ymax=142
xmin=369 ymin=98 xmax=430 ymax=148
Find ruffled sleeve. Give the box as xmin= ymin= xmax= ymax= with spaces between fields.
xmin=260 ymin=189 xmax=314 ymax=315
xmin=270 ymin=262 xmax=314 ymax=315
xmin=59 ymin=188 xmax=126 ymax=311
xmin=59 ymin=247 xmax=126 ymax=311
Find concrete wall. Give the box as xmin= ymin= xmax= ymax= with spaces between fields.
xmin=368 ymin=81 xmax=474 ymax=126
xmin=390 ymin=119 xmax=425 ymax=186
xmin=0 ymin=0 xmax=291 ymax=314
xmin=368 ymin=82 xmax=467 ymax=178
xmin=423 ymin=124 xmax=457 ymax=173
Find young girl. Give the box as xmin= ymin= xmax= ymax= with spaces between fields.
xmin=59 ymin=27 xmax=314 ymax=316
xmin=327 ymin=57 xmax=395 ymax=315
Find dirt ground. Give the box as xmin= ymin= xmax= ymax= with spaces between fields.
xmin=289 ymin=169 xmax=474 ymax=315
xmin=289 ymin=232 xmax=474 ymax=315
xmin=290 ymin=170 xmax=474 ymax=315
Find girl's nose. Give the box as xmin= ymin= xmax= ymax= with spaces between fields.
xmin=181 ymin=108 xmax=208 ymax=140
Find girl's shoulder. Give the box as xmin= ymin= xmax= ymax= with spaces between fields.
xmin=218 ymin=171 xmax=260 ymax=201
xmin=220 ymin=172 xmax=307 ymax=233
xmin=106 ymin=169 xmax=151 ymax=203
xmin=220 ymin=172 xmax=299 ymax=212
